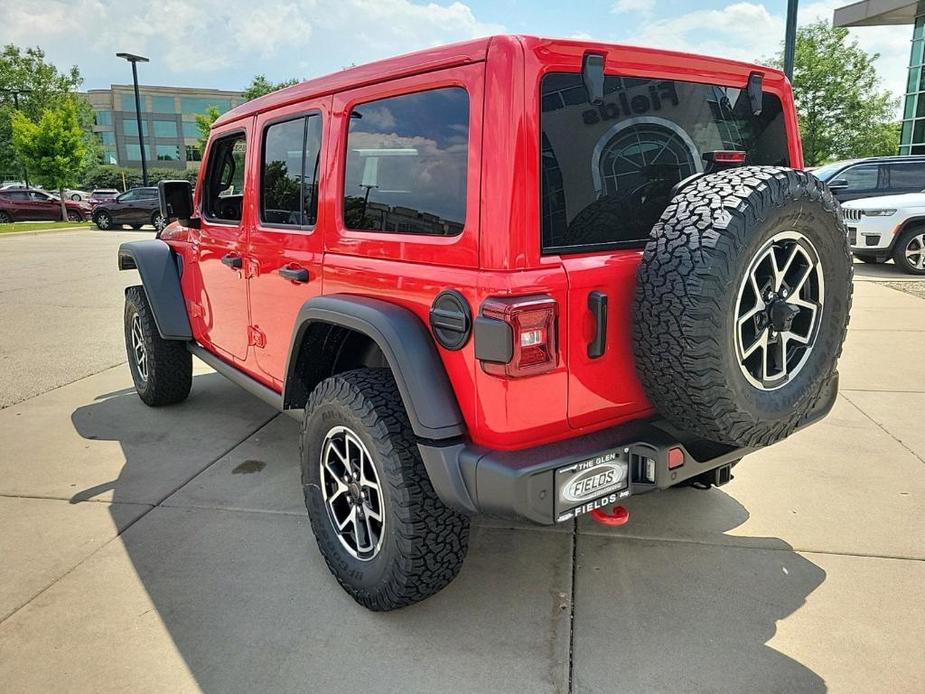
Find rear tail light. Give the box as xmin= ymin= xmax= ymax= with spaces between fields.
xmin=479 ymin=295 xmax=558 ymax=377
xmin=703 ymin=150 xmax=747 ymax=167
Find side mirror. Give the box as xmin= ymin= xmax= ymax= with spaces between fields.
xmin=158 ymin=180 xmax=198 ymax=227
xmin=827 ymin=178 xmax=848 ymax=191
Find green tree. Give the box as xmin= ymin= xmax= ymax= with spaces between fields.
xmin=242 ymin=74 xmax=299 ymax=101
xmin=195 ymin=105 xmax=221 ymax=155
xmin=11 ymin=99 xmax=86 ymax=220
xmin=0 ymin=44 xmax=99 ymax=181
xmin=768 ymin=21 xmax=899 ymax=165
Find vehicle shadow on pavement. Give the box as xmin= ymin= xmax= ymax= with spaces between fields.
xmin=68 ymin=373 xmax=826 ymax=694
xmin=573 ymin=490 xmax=827 ymax=693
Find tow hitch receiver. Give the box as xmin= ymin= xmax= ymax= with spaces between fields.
xmin=591 ymin=505 xmax=630 ymax=526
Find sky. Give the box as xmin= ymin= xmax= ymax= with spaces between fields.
xmin=0 ymin=0 xmax=912 ymax=106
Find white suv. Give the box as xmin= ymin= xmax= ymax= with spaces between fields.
xmin=842 ymin=193 xmax=925 ymax=274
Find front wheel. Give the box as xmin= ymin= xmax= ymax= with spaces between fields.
xmin=152 ymin=210 xmax=167 ymax=233
xmin=124 ymin=286 xmax=192 ymax=406
xmin=893 ymin=228 xmax=925 ymax=275
xmin=94 ymin=211 xmax=113 ymax=230
xmin=67 ymin=210 xmax=83 ymax=222
xmin=301 ymin=368 xmax=470 ymax=611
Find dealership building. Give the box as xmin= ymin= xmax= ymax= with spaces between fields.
xmin=835 ymin=0 xmax=925 ymax=154
xmin=85 ymin=85 xmax=245 ymax=170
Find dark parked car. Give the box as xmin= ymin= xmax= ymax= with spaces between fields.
xmin=92 ymin=187 xmax=167 ymax=232
xmin=88 ymin=189 xmax=120 ymax=207
xmin=813 ymin=155 xmax=925 ymax=202
xmin=0 ymin=188 xmax=91 ymax=223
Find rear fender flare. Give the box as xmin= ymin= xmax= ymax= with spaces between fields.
xmin=284 ymin=295 xmax=465 ymax=441
xmin=117 ymin=239 xmax=192 ymax=340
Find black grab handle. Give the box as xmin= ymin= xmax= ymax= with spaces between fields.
xmin=588 ymin=291 xmax=608 ymax=359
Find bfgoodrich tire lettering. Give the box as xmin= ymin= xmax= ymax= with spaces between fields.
xmin=301 ymin=368 xmax=470 ymax=611
xmin=124 ymin=285 xmax=192 ymax=406
xmin=633 ymin=166 xmax=852 ymax=447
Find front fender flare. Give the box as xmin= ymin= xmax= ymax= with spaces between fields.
xmin=117 ymin=239 xmax=192 ymax=340
xmin=284 ymin=295 xmax=465 ymax=441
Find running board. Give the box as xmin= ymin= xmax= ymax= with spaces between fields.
xmin=188 ymin=343 xmax=298 ymax=418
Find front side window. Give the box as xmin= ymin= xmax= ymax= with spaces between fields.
xmin=840 ymin=165 xmax=879 ymax=191
xmin=203 ymin=133 xmax=247 ymax=222
xmin=541 ymin=74 xmax=790 ymax=252
xmin=261 ymin=114 xmax=323 ymax=227
xmin=343 ymin=87 xmax=469 ymax=236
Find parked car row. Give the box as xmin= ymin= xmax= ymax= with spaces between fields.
xmin=811 ymin=155 xmax=925 ymax=275
xmin=0 ymin=188 xmax=91 ymax=223
xmin=0 ymin=185 xmax=165 ymax=232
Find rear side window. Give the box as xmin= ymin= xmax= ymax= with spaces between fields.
xmin=343 ymin=87 xmax=469 ymax=236
xmin=541 ymin=73 xmax=790 ymax=253
xmin=261 ymin=114 xmax=323 ymax=227
xmin=887 ymin=162 xmax=925 ymax=189
xmin=203 ymin=134 xmax=247 ymax=223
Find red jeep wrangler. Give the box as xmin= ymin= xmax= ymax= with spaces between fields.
xmin=118 ymin=36 xmax=851 ymax=611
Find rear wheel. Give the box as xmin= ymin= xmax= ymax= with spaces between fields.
xmin=70 ymin=193 xmax=81 ymax=201
xmin=854 ymin=254 xmax=884 ymax=264
xmin=633 ymin=167 xmax=852 ymax=448
xmin=893 ymin=228 xmax=925 ymax=275
xmin=124 ymin=286 xmax=192 ymax=406
xmin=94 ymin=210 xmax=113 ymax=230
xmin=301 ymin=368 xmax=470 ymax=611
xmin=0 ymin=211 xmax=12 ymax=223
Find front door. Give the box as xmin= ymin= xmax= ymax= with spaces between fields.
xmin=247 ymin=101 xmax=329 ymax=385
xmin=194 ymin=128 xmax=251 ymax=360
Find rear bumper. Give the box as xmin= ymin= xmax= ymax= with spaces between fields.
xmin=420 ymin=374 xmax=839 ymax=525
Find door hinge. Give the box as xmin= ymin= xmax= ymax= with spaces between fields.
xmin=247 ymin=326 xmax=266 ymax=349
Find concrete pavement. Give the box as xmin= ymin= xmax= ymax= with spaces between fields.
xmin=0 ymin=232 xmax=923 ymax=693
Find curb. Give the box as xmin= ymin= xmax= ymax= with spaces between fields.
xmin=0 ymin=225 xmax=92 ymax=239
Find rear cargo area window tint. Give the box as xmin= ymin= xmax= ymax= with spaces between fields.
xmin=541 ymin=73 xmax=789 ymax=253
xmin=344 ymin=87 xmax=468 ymax=236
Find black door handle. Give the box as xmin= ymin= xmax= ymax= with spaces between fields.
xmin=588 ymin=291 xmax=608 ymax=359
xmin=221 ymin=253 xmax=242 ymax=269
xmin=279 ymin=266 xmax=309 ymax=283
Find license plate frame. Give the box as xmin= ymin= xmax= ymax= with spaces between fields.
xmin=555 ymin=449 xmax=630 ymax=522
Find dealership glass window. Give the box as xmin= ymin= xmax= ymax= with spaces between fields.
xmin=95 ymin=110 xmax=112 ymax=126
xmin=540 ymin=73 xmax=789 ymax=252
xmin=125 ymin=144 xmax=152 ymax=161
xmin=185 ymin=145 xmax=202 ymax=162
xmin=98 ymin=131 xmax=115 ymax=146
xmin=261 ymin=114 xmax=322 ymax=227
xmin=104 ymin=148 xmax=118 ymax=165
xmin=123 ymin=119 xmax=148 ymax=136
xmin=182 ymin=121 xmax=201 ymax=138
xmin=156 ymin=144 xmax=180 ymax=161
xmin=182 ymin=97 xmax=231 ymax=114
xmin=153 ymin=120 xmax=178 ymax=137
xmin=121 ymin=94 xmax=141 ymax=112
xmin=151 ymin=95 xmax=176 ymax=113
xmin=343 ymin=87 xmax=469 ymax=235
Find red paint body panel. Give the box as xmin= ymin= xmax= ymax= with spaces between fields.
xmin=168 ymin=35 xmax=804 ymax=451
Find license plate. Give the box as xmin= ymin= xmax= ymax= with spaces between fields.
xmin=555 ymin=449 xmax=630 ymax=522
xmin=848 ymin=227 xmax=857 ymax=245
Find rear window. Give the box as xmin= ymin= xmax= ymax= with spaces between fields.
xmin=541 ymin=73 xmax=790 ymax=253
xmin=343 ymin=87 xmax=469 ymax=236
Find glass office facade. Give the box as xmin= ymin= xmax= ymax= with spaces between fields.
xmin=901 ymin=13 xmax=925 ymax=154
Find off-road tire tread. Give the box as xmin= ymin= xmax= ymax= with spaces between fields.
xmin=124 ymin=285 xmax=192 ymax=406
xmin=301 ymin=368 xmax=470 ymax=611
xmin=633 ymin=166 xmax=852 ymax=447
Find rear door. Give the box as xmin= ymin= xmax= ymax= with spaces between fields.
xmin=247 ymin=100 xmax=329 ymax=386
xmin=538 ymin=70 xmax=795 ymax=428
xmin=194 ymin=127 xmax=251 ymax=360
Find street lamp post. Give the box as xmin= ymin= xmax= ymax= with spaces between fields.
xmin=0 ymin=88 xmax=32 ymax=187
xmin=116 ymin=52 xmax=150 ymax=186
xmin=784 ymin=0 xmax=799 ymax=81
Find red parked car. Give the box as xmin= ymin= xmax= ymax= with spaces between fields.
xmin=88 ymin=189 xmax=120 ymax=207
xmin=118 ymin=36 xmax=851 ymax=610
xmin=0 ymin=188 xmax=91 ymax=223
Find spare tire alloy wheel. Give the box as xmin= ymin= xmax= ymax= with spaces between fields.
xmin=734 ymin=231 xmax=824 ymax=390
xmin=633 ymin=167 xmax=852 ymax=448
xmin=320 ymin=425 xmax=385 ymax=561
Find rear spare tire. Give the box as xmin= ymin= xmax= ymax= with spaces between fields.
xmin=633 ymin=166 xmax=852 ymax=448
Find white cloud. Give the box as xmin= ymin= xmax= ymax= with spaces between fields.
xmin=0 ymin=0 xmax=504 ymax=89
xmin=612 ymin=0 xmax=656 ymax=15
